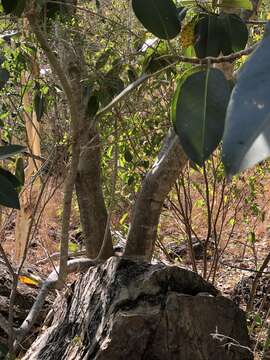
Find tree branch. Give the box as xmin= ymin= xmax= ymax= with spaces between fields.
xmin=13 ymin=257 xmax=100 ymax=350
xmin=26 ymin=3 xmax=81 ymax=285
xmin=97 ymin=45 xmax=256 ymax=117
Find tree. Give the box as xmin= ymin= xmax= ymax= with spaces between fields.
xmin=0 ymin=0 xmax=268 ymax=357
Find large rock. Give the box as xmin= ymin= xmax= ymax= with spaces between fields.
xmin=23 ymin=257 xmax=253 ymax=360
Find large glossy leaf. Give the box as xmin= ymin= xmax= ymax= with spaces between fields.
xmin=2 ymin=0 xmax=25 ymax=15
xmin=2 ymin=0 xmax=19 ymax=13
xmin=15 ymin=157 xmax=25 ymax=186
xmin=172 ymin=67 xmax=230 ymax=166
xmin=0 ymin=173 xmax=20 ymax=209
xmin=0 ymin=145 xmax=25 ymax=160
xmin=222 ymin=22 xmax=270 ymax=176
xmin=194 ymin=15 xmax=221 ymax=58
xmin=218 ymin=14 xmax=248 ymax=55
xmin=13 ymin=0 xmax=26 ymax=16
xmin=0 ymin=168 xmax=21 ymax=188
xmin=34 ymin=91 xmax=46 ymax=122
xmin=132 ymin=0 xmax=181 ymax=40
xmin=194 ymin=14 xmax=248 ymax=58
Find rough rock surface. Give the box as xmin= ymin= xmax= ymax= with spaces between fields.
xmin=23 ymin=257 xmax=253 ymax=360
xmin=0 ymin=262 xmax=54 ymax=358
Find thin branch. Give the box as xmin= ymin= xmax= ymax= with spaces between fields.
xmin=14 ymin=257 xmax=100 ymax=350
xmin=97 ymin=45 xmax=257 ymax=117
xmin=26 ymin=9 xmax=74 ymax=115
xmin=36 ymin=250 xmax=86 ymax=265
xmin=247 ymin=251 xmax=270 ymax=311
xmin=26 ymin=3 xmax=81 ymax=285
xmin=0 ymin=243 xmax=15 ymax=279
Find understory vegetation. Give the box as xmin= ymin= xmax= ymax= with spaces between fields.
xmin=0 ymin=0 xmax=269 ymax=359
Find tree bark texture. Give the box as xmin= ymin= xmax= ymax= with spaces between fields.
xmin=22 ymin=257 xmax=252 ymax=360
xmin=124 ymin=128 xmax=187 ymax=260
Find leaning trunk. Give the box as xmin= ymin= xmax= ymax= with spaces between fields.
xmin=124 ymin=128 xmax=187 ymax=260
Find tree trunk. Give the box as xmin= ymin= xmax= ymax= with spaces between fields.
xmin=21 ymin=257 xmax=252 ymax=360
xmin=124 ymin=128 xmax=187 ymax=261
xmin=15 ymin=18 xmax=42 ymax=263
xmin=75 ymin=127 xmax=113 ymax=259
xmin=52 ymin=18 xmax=113 ymax=260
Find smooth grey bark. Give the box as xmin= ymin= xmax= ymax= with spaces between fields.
xmin=124 ymin=128 xmax=187 ymax=260
xmin=75 ymin=127 xmax=113 ymax=259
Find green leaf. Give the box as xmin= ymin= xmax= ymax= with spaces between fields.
xmin=127 ymin=176 xmax=135 ymax=186
xmin=68 ymin=242 xmax=79 ymax=253
xmin=34 ymin=91 xmax=46 ymax=122
xmin=0 ymin=173 xmax=20 ymax=209
xmin=2 ymin=0 xmax=19 ymax=13
xmin=194 ymin=15 xmax=221 ymax=58
xmin=132 ymin=0 xmax=181 ymax=40
xmin=247 ymin=231 xmax=256 ymax=244
xmin=13 ymin=0 xmax=26 ymax=16
xmin=0 ymin=168 xmax=21 ymax=188
xmin=2 ymin=0 xmax=26 ymax=15
xmin=220 ymin=0 xmax=253 ymax=10
xmin=124 ymin=149 xmax=133 ymax=162
xmin=15 ymin=157 xmax=25 ymax=186
xmin=222 ymin=22 xmax=270 ymax=176
xmin=172 ymin=67 xmax=230 ymax=166
xmin=0 ymin=69 xmax=9 ymax=90
xmin=87 ymin=94 xmax=99 ymax=117
xmin=218 ymin=14 xmax=248 ymax=55
xmin=0 ymin=145 xmax=25 ymax=160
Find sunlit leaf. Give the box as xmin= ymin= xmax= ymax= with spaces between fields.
xmin=18 ymin=275 xmax=40 ymax=287
xmin=222 ymin=22 xmax=270 ymax=176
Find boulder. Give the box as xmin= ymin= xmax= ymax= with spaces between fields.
xmin=22 ymin=257 xmax=253 ymax=360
